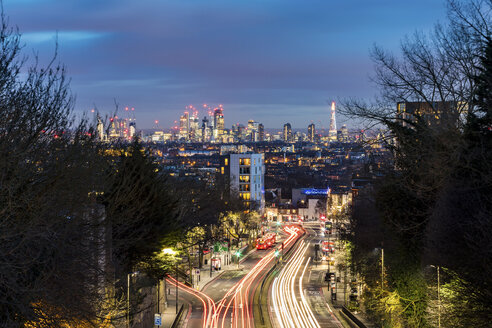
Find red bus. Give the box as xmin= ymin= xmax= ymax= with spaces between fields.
xmin=256 ymin=233 xmax=277 ymax=250
xmin=256 ymin=238 xmax=269 ymax=250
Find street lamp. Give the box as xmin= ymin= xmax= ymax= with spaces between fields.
xmin=127 ymin=272 xmax=138 ymax=328
xmin=235 ymin=250 xmax=242 ymax=269
xmin=374 ymin=247 xmax=384 ymax=289
xmin=430 ymin=265 xmax=441 ymax=328
xmin=163 ymin=248 xmax=179 ymax=314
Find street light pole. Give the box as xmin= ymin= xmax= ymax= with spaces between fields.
xmin=175 ymin=261 xmax=178 ymax=314
xmin=437 ymin=266 xmax=441 ymax=328
xmin=381 ymin=248 xmax=384 ymax=289
xmin=127 ymin=273 xmax=130 ymax=328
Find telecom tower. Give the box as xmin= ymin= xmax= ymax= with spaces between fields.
xmin=329 ymin=101 xmax=337 ymax=141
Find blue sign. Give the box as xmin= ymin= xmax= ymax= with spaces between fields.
xmin=302 ymin=188 xmax=330 ymax=195
xmin=154 ymin=313 xmax=162 ymax=326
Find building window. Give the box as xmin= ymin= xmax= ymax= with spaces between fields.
xmin=221 ymin=167 xmax=224 ymax=174
xmin=240 ymin=175 xmax=250 ymax=182
xmin=239 ymin=167 xmax=250 ymax=174
xmin=241 ymin=192 xmax=251 ymax=200
xmin=239 ymin=158 xmax=251 ymax=165
xmin=239 ymin=184 xmax=250 ymax=191
xmin=225 ymin=158 xmax=228 ymax=166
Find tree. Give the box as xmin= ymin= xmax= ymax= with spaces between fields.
xmin=0 ymin=12 xmax=181 ymax=326
xmin=340 ymin=1 xmax=491 ymax=326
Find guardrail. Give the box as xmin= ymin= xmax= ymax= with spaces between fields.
xmin=257 ymin=230 xmax=306 ymax=325
xmin=171 ymin=304 xmax=185 ymax=328
xmin=341 ymin=306 xmax=368 ymax=328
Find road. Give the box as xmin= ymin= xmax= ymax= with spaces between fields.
xmin=167 ymin=225 xmax=304 ymax=328
xmin=270 ymin=222 xmax=344 ymax=328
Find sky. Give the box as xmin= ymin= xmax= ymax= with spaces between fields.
xmin=4 ymin=0 xmax=447 ymax=129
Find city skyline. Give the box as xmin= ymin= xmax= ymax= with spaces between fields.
xmin=4 ymin=0 xmax=447 ymax=129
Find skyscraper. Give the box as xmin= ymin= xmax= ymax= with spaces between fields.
xmin=213 ymin=107 xmax=224 ymax=140
xmin=308 ymin=123 xmax=315 ymax=142
xmin=329 ymin=101 xmax=337 ymax=141
xmin=201 ymin=116 xmax=210 ymax=142
xmin=258 ymin=123 xmax=265 ymax=142
xmin=179 ymin=111 xmax=189 ymax=140
xmin=283 ymin=123 xmax=292 ymax=142
xmin=341 ymin=124 xmax=349 ymax=142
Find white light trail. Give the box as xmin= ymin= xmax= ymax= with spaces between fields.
xmin=272 ymin=241 xmax=321 ymax=328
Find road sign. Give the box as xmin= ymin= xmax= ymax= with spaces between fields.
xmin=154 ymin=313 xmax=162 ymax=326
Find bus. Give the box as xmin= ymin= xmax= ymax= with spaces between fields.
xmin=256 ymin=233 xmax=277 ymax=250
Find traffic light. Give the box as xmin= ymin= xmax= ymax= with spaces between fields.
xmin=235 ymin=250 xmax=241 ymax=258
xmin=275 ymin=250 xmax=280 ymax=257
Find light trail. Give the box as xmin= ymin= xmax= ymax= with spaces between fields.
xmin=212 ymin=225 xmax=303 ymax=328
xmin=271 ymin=240 xmax=321 ymax=328
xmin=165 ymin=275 xmax=216 ymax=328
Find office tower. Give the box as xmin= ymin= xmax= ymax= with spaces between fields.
xmin=189 ymin=114 xmax=200 ymax=142
xmin=258 ymin=123 xmax=265 ymax=142
xmin=221 ymin=153 xmax=265 ymax=209
xmin=213 ymin=106 xmax=224 ymax=140
xmin=201 ymin=116 xmax=210 ymax=142
xmin=179 ymin=111 xmax=190 ymax=140
xmin=308 ymin=123 xmax=315 ymax=142
xmin=247 ymin=120 xmax=260 ymax=142
xmin=97 ymin=116 xmax=107 ymax=142
xmin=329 ymin=101 xmax=337 ymax=141
xmin=283 ymin=123 xmax=292 ymax=142
xmin=341 ymin=124 xmax=349 ymax=142
xmin=129 ymin=122 xmax=136 ymax=139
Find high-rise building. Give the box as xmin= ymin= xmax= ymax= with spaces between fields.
xmin=247 ymin=120 xmax=261 ymax=142
xmin=308 ymin=123 xmax=315 ymax=142
xmin=258 ymin=123 xmax=265 ymax=142
xmin=97 ymin=116 xmax=107 ymax=142
xmin=341 ymin=124 xmax=349 ymax=142
xmin=201 ymin=116 xmax=211 ymax=142
xmin=329 ymin=101 xmax=337 ymax=141
xmin=283 ymin=123 xmax=292 ymax=142
xmin=213 ymin=107 xmax=224 ymax=140
xmin=221 ymin=153 xmax=265 ymax=209
xmin=189 ymin=114 xmax=200 ymax=142
xmin=179 ymin=111 xmax=190 ymax=140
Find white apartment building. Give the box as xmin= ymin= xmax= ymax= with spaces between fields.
xmin=221 ymin=153 xmax=265 ymax=209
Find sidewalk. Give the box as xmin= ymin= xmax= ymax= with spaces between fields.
xmin=194 ymin=243 xmax=256 ymax=291
xmin=160 ymin=294 xmax=184 ymax=328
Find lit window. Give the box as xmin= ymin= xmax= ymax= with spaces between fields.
xmin=225 ymin=158 xmax=228 ymax=166
xmin=239 ymin=158 xmax=251 ymax=165
xmin=221 ymin=167 xmax=224 ymax=174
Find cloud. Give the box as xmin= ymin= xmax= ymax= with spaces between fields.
xmin=22 ymin=30 xmax=110 ymax=44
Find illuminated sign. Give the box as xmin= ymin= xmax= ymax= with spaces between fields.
xmin=302 ymin=188 xmax=330 ymax=195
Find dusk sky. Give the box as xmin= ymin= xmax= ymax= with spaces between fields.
xmin=5 ymin=0 xmax=447 ymax=129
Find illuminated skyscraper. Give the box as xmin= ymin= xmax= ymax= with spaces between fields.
xmin=329 ymin=101 xmax=337 ymax=141
xmin=341 ymin=124 xmax=349 ymax=142
xmin=213 ymin=106 xmax=224 ymax=140
xmin=201 ymin=116 xmax=211 ymax=142
xmin=308 ymin=123 xmax=315 ymax=142
xmin=258 ymin=123 xmax=265 ymax=142
xmin=189 ymin=113 xmax=200 ymax=142
xmin=179 ymin=111 xmax=189 ymax=140
xmin=283 ymin=123 xmax=292 ymax=142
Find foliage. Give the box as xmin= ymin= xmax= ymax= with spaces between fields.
xmin=342 ymin=1 xmax=492 ymax=327
xmin=103 ymin=139 xmax=179 ymax=276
